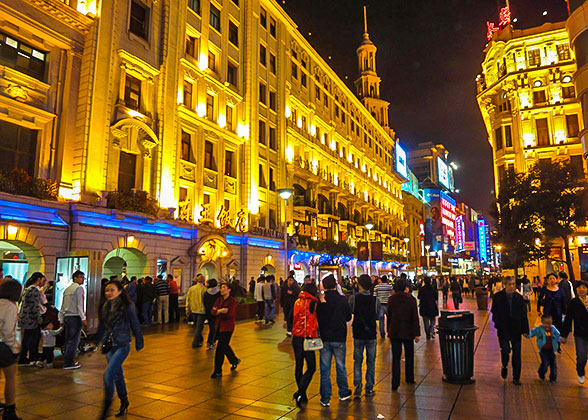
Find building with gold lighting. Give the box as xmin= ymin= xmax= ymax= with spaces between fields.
xmin=477 ymin=21 xmax=586 ymax=278
xmin=0 ymin=0 xmax=407 ymax=325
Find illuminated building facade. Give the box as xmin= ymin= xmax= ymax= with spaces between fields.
xmin=0 ymin=0 xmax=406 ymax=323
xmin=400 ymin=169 xmax=426 ymax=274
xmin=477 ymin=20 xmax=586 ymax=278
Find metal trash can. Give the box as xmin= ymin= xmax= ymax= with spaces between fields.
xmin=437 ymin=310 xmax=478 ymax=384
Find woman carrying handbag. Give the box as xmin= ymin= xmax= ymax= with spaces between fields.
xmin=291 ymin=282 xmax=320 ymax=408
xmin=96 ymin=280 xmax=144 ymax=420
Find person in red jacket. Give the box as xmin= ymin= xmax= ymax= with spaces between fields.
xmin=291 ymin=283 xmax=318 ymax=408
xmin=167 ymin=274 xmax=180 ymax=323
xmin=210 ymin=283 xmax=240 ymax=378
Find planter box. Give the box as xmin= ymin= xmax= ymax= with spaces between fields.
xmin=236 ymin=302 xmax=258 ymax=320
xmin=475 ymin=287 xmax=489 ymax=310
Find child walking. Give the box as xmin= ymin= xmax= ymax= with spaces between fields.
xmin=526 ymin=314 xmax=560 ymax=382
xmin=36 ymin=323 xmax=62 ymax=368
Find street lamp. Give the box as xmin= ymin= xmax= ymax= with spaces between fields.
xmin=278 ymin=188 xmax=294 ymax=280
xmin=404 ymin=237 xmax=409 ymax=264
xmin=365 ymin=220 xmax=374 ymax=275
xmin=425 ymin=244 xmax=431 ymax=271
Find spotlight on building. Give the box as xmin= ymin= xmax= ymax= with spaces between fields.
xmin=7 ymin=225 xmax=18 ymax=235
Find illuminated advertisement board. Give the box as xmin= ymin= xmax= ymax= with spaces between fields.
xmin=455 ymin=215 xmax=465 ymax=252
xmin=440 ymin=191 xmax=456 ymax=241
xmin=437 ymin=157 xmax=450 ymax=189
xmin=396 ymin=143 xmax=408 ymax=179
xmin=478 ymin=219 xmax=487 ymax=263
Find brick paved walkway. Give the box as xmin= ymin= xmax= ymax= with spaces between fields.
xmin=4 ymin=294 xmax=588 ymax=420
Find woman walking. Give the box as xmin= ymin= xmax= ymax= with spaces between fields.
xmin=538 ymin=273 xmax=567 ymax=333
xmin=561 ymin=281 xmax=588 ymax=384
xmin=97 ymin=280 xmax=144 ymax=419
xmin=204 ymin=279 xmax=221 ymax=349
xmin=418 ymin=277 xmax=439 ymax=340
xmin=450 ymin=277 xmax=462 ymax=310
xmin=0 ymin=279 xmax=23 ymax=420
xmin=291 ymin=283 xmax=318 ymax=407
xmin=210 ymin=283 xmax=240 ymax=378
xmin=520 ymin=277 xmax=533 ymax=312
xmin=17 ymin=272 xmax=45 ymax=366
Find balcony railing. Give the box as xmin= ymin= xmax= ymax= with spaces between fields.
xmin=0 ymin=169 xmax=58 ymax=201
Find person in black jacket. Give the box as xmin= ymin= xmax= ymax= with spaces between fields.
xmin=558 ymin=271 xmax=573 ymax=306
xmin=317 ymin=275 xmax=352 ymax=407
xmin=491 ymin=276 xmax=529 ymax=385
xmin=204 ymin=279 xmax=221 ymax=349
xmin=280 ymin=276 xmax=301 ymax=337
xmin=561 ymin=281 xmax=588 ymax=384
xmin=450 ymin=277 xmax=462 ymax=310
xmin=418 ymin=277 xmax=439 ymax=340
xmin=349 ymin=275 xmax=379 ymax=399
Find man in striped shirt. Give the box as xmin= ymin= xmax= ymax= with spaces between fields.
xmin=374 ymin=276 xmax=393 ymax=339
xmin=154 ymin=275 xmax=170 ymax=324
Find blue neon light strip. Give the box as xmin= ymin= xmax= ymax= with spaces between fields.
xmin=478 ymin=220 xmax=487 ymax=263
xmin=0 ymin=199 xmax=67 ymax=226
xmin=439 ymin=191 xmax=456 ymax=206
xmin=248 ymin=237 xmax=282 ymax=249
xmin=226 ymin=235 xmax=243 ymax=245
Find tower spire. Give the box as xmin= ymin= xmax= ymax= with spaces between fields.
xmin=363 ymin=5 xmax=368 ymax=34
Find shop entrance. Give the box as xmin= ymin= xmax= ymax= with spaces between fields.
xmin=54 ymin=256 xmax=89 ymax=312
xmin=0 ymin=240 xmax=44 ymax=285
xmin=102 ymin=248 xmax=148 ymax=280
xmin=199 ymin=262 xmax=218 ymax=280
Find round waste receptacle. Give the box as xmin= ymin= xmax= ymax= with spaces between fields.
xmin=437 ymin=311 xmax=478 ymax=384
xmin=475 ymin=287 xmax=489 ymax=310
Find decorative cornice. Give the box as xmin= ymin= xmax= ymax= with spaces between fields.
xmin=21 ymin=0 xmax=93 ymax=34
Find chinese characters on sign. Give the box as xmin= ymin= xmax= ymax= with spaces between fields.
xmin=486 ymin=6 xmax=511 ymax=40
xmin=478 ymin=220 xmax=488 ymax=263
xmin=440 ymin=191 xmax=456 ymax=242
xmin=455 ymin=215 xmax=465 ymax=252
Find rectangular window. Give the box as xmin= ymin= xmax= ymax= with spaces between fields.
xmin=231 ymin=0 xmax=239 ymax=5
xmin=259 ymin=164 xmax=267 ymax=188
xmin=259 ymin=120 xmax=266 ymax=145
xmin=0 ymin=120 xmax=37 ymax=176
xmin=536 ymin=118 xmax=550 ymax=146
xmin=533 ymin=90 xmax=547 ymax=105
xmin=118 ymin=151 xmax=137 ymax=193
xmin=210 ymin=5 xmax=221 ymax=32
xmin=324 ymin=94 xmax=328 ymax=107
xmin=181 ymin=131 xmax=194 ymax=162
xmin=269 ymin=90 xmax=276 ymax=111
xmin=315 ymin=86 xmax=321 ymax=100
xmin=269 ymin=167 xmax=276 ymax=191
xmin=566 ymin=114 xmax=580 ymax=137
xmin=188 ymin=0 xmax=200 ymax=14
xmin=129 ymin=1 xmax=149 ymax=40
xmin=270 ymin=18 xmax=277 ymax=37
xmin=494 ymin=127 xmax=503 ymax=150
xmin=562 ymin=85 xmax=575 ymax=99
xmin=206 ymin=93 xmax=214 ymax=119
xmin=124 ymin=74 xmax=141 ymax=111
xmin=269 ymin=208 xmax=276 ymax=229
xmin=208 ymin=50 xmax=216 ymax=72
xmin=269 ymin=126 xmax=277 ymax=150
xmin=227 ymin=61 xmax=237 ymax=86
xmin=225 ymin=150 xmax=234 ymax=177
xmin=504 ymin=125 xmax=513 ymax=147
xmin=557 ymin=44 xmax=570 ymax=61
xmin=186 ymin=36 xmax=197 ymax=58
xmin=260 ymin=7 xmax=267 ymax=28
xmin=291 ymin=61 xmax=298 ymax=79
xmin=301 ymin=72 xmax=307 ymax=87
xmin=570 ymin=155 xmax=585 ymax=177
xmin=179 ymin=187 xmax=188 ymax=204
xmin=183 ymin=81 xmax=192 ymax=108
xmin=204 ymin=140 xmax=216 ymax=170
xmin=0 ymin=33 xmax=47 ymax=81
xmin=498 ymin=165 xmax=506 ymax=183
xmin=259 ymin=82 xmax=267 ymax=105
xmin=335 ymin=105 xmax=340 ymax=118
xmin=269 ymin=53 xmax=276 ymax=74
xmin=226 ymin=105 xmax=234 ymax=131
xmin=528 ymin=49 xmax=541 ymax=67
xmin=260 ymin=44 xmax=266 ymax=66
xmin=229 ymin=21 xmax=239 ymax=46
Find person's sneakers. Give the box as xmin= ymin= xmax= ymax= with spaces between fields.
xmin=269 ymin=320 xmax=275 ymax=324
xmin=210 ymin=372 xmax=222 ymax=379
xmin=63 ymin=362 xmax=81 ymax=370
xmin=513 ymin=379 xmax=522 ymax=386
xmin=549 ymin=378 xmax=557 ymax=383
xmin=538 ymin=371 xmax=545 ymax=380
xmin=501 ymin=367 xmax=508 ymax=379
xmin=230 ymin=359 xmax=241 ymax=371
xmin=339 ymin=391 xmax=352 ymax=401
xmin=353 ymin=385 xmax=362 ymax=399
xmin=365 ymin=389 xmax=376 ymax=397
xmin=320 ymin=400 xmax=330 ymax=407
xmin=578 ymin=375 xmax=586 ymax=384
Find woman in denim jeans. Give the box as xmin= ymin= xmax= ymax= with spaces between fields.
xmin=97 ymin=280 xmax=144 ymax=419
xmin=561 ymin=281 xmax=588 ymax=384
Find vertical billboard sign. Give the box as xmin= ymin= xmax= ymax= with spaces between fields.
xmin=455 ymin=215 xmax=465 ymax=252
xmin=437 ymin=157 xmax=450 ymax=189
xmin=396 ymin=143 xmax=408 ymax=179
xmin=440 ymin=191 xmax=456 ymax=241
xmin=478 ymin=219 xmax=487 ymax=263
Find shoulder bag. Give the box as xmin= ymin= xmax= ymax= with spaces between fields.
xmin=302 ymin=300 xmax=323 ymax=351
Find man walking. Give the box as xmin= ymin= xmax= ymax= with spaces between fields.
xmin=262 ymin=275 xmax=276 ymax=324
xmin=126 ymin=276 xmax=138 ymax=305
xmin=168 ymin=274 xmax=179 ymax=323
xmin=280 ymin=276 xmax=301 ymax=336
xmin=59 ymin=270 xmax=86 ymax=370
xmin=186 ymin=274 xmax=207 ymax=348
xmin=317 ymin=274 xmax=352 ymax=406
xmin=254 ymin=276 xmax=265 ymax=322
xmin=154 ymin=275 xmax=169 ymax=324
xmin=349 ymin=274 xmax=379 ymax=398
xmin=491 ymin=276 xmax=529 ymax=385
xmin=373 ymin=276 xmax=393 ymax=339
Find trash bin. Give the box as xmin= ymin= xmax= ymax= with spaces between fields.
xmin=475 ymin=287 xmax=489 ymax=310
xmin=437 ymin=310 xmax=478 ymax=384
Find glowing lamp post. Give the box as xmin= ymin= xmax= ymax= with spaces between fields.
xmin=425 ymin=244 xmax=431 ymax=271
xmin=365 ymin=221 xmax=374 ymax=275
xmin=278 ymin=188 xmax=294 ymax=279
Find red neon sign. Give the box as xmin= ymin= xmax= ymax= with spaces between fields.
xmin=486 ymin=6 xmax=511 ymax=41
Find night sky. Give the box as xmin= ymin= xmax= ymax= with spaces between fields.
xmin=282 ymin=0 xmax=569 ymax=215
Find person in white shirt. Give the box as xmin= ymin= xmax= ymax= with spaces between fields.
xmin=58 ymin=270 xmax=86 ymax=370
xmin=0 ymin=278 xmax=23 ymax=420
